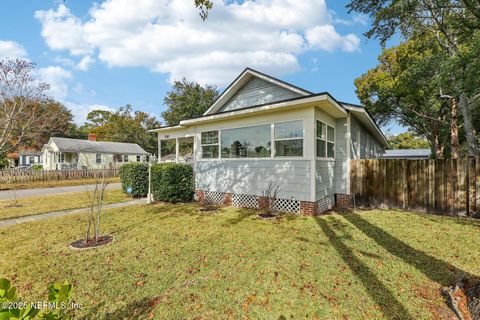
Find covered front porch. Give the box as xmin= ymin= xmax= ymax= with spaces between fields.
xmin=157 ymin=132 xmax=194 ymax=163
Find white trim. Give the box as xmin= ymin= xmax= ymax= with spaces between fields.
xmin=315 ymin=119 xmax=335 ymax=160
xmin=198 ymin=119 xmax=307 ymax=160
xmin=273 ymin=119 xmax=305 ymax=158
xmin=342 ymin=105 xmax=389 ymax=147
xmin=203 ymin=69 xmax=311 ymax=116
xmin=182 ymin=94 xmax=347 ymax=126
xmin=149 ymin=125 xmax=184 ymax=133
xmin=200 ymin=130 xmax=220 ymax=159
xmin=346 ymin=113 xmax=351 ymax=194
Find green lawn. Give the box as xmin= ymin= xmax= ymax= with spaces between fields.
xmin=0 ymin=189 xmax=131 ymax=220
xmin=0 ymin=176 xmax=120 ymax=191
xmin=1 ymin=204 xmax=479 ymax=319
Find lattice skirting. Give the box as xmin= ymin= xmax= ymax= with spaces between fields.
xmin=232 ymin=194 xmax=259 ymax=209
xmin=273 ymin=198 xmax=300 ymax=214
xmin=231 ymin=194 xmax=300 ymax=213
xmin=204 ymin=191 xmax=225 ymax=205
xmin=317 ymin=195 xmax=335 ymax=213
xmin=196 ymin=190 xmax=342 ymax=215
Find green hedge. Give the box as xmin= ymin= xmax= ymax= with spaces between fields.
xmin=151 ymin=163 xmax=194 ymax=203
xmin=119 ymin=163 xmax=148 ymax=197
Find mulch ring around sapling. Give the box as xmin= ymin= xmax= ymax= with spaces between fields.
xmin=257 ymin=212 xmax=279 ymax=220
xmin=198 ymin=205 xmax=220 ymax=213
xmin=443 ymin=277 xmax=480 ymax=320
xmin=69 ymin=235 xmax=114 ymax=250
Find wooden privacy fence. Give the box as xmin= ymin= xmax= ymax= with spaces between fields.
xmin=0 ymin=169 xmax=120 ymax=185
xmin=351 ymin=159 xmax=480 ymax=217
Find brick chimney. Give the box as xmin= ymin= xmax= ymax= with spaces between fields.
xmin=88 ymin=133 xmax=97 ymax=142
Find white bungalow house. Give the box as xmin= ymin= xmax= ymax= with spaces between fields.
xmin=42 ymin=134 xmax=150 ymax=170
xmin=151 ymin=68 xmax=388 ymax=214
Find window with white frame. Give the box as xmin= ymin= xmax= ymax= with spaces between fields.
xmin=123 ymin=154 xmax=129 ymax=162
xmin=316 ymin=120 xmax=335 ymax=159
xmin=221 ymin=124 xmax=271 ymax=158
xmin=274 ymin=120 xmax=303 ymax=157
xmin=58 ymin=153 xmax=65 ymax=163
xmin=96 ymin=153 xmax=102 ymax=164
xmin=201 ymin=131 xmax=219 ymax=158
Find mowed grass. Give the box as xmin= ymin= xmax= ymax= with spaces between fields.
xmin=0 ymin=189 xmax=131 ymax=220
xmin=0 ymin=176 xmax=120 ymax=191
xmin=1 ymin=205 xmax=479 ymax=319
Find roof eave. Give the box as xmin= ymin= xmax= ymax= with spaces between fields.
xmin=179 ymin=94 xmax=347 ymax=126
xmin=342 ymin=104 xmax=389 ymax=148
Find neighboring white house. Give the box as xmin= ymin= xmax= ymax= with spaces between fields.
xmin=19 ymin=151 xmax=43 ymax=167
xmin=42 ymin=134 xmax=150 ymax=170
xmin=6 ymin=150 xmax=43 ymax=168
xmin=151 ymin=68 xmax=389 ymax=214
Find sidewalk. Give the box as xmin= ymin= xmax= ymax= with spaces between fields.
xmin=0 ymin=198 xmax=145 ymax=228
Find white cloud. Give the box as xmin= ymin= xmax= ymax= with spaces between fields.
xmin=0 ymin=40 xmax=28 ymax=59
xmin=306 ymin=25 xmax=360 ymax=52
xmin=331 ymin=12 xmax=369 ymax=26
xmin=67 ymin=102 xmax=115 ymax=124
xmin=76 ymin=55 xmax=95 ymax=71
xmin=37 ymin=66 xmax=72 ymax=100
xmin=34 ymin=5 xmax=93 ymax=56
xmin=35 ymin=0 xmax=361 ymax=86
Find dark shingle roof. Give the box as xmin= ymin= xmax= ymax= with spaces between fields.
xmin=381 ymin=149 xmax=431 ymax=159
xmin=50 ymin=137 xmax=150 ymax=155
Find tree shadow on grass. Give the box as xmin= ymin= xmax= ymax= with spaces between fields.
xmin=103 ymin=296 xmax=161 ymax=320
xmin=342 ymin=213 xmax=477 ymax=286
xmin=315 ymin=216 xmax=414 ymax=320
xmin=223 ymin=209 xmax=258 ymax=225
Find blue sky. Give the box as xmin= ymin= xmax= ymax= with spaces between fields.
xmin=0 ymin=0 xmax=404 ymax=134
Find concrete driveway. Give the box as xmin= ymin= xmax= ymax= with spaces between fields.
xmin=0 ymin=183 xmax=122 ymax=200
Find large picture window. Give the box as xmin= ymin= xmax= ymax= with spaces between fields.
xmin=201 ymin=131 xmax=219 ymax=158
xmin=316 ymin=120 xmax=335 ymax=159
xmin=274 ymin=120 xmax=303 ymax=157
xmin=221 ymin=125 xmax=271 ymax=158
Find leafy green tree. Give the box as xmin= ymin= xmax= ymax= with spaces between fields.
xmin=162 ymin=79 xmax=219 ymax=126
xmin=348 ymin=0 xmax=480 ymax=156
xmin=387 ymin=132 xmax=430 ymax=150
xmin=0 ymin=59 xmax=77 ymax=157
xmin=82 ymin=105 xmax=160 ymax=155
xmin=355 ymin=35 xmax=455 ymax=158
xmin=194 ymin=0 xmax=213 ymax=20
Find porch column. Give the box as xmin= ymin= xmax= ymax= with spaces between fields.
xmin=158 ymin=140 xmax=162 ymax=163
xmin=175 ymin=138 xmax=179 ymax=163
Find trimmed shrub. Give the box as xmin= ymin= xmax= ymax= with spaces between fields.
xmin=119 ymin=163 xmax=148 ymax=197
xmin=152 ymin=163 xmax=194 ymax=203
xmin=31 ymin=164 xmax=43 ymax=171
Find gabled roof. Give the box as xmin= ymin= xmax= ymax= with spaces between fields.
xmin=151 ymin=68 xmax=388 ymax=148
xmin=203 ymin=68 xmax=312 ymax=115
xmin=46 ymin=137 xmax=150 ymax=155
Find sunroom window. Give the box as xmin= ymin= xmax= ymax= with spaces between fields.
xmin=274 ymin=120 xmax=303 ymax=157
xmin=221 ymin=125 xmax=271 ymax=158
xmin=201 ymin=131 xmax=219 ymax=159
xmin=317 ymin=120 xmax=335 ymax=159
